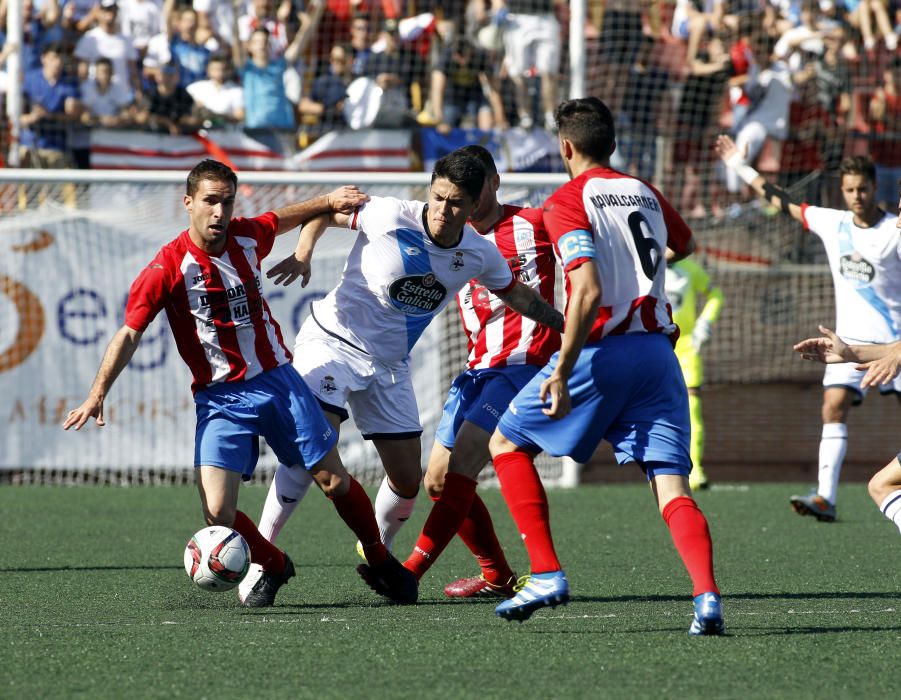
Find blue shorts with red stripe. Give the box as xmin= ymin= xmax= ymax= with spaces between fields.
xmin=194 ymin=363 xmax=337 ymax=479
xmin=434 ymin=365 xmax=541 ymax=449
xmin=497 ymin=333 xmax=691 ymax=478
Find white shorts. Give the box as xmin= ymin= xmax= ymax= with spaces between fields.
xmin=823 ymin=361 xmax=901 ymax=402
xmin=502 ymin=13 xmax=561 ymax=77
xmin=293 ymin=317 xmax=422 ymax=439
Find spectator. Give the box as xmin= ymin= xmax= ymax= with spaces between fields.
xmin=869 ymin=56 xmax=901 ymax=212
xmin=2 ymin=0 xmax=65 ymax=72
xmin=428 ymin=33 xmax=506 ymax=131
xmin=362 ymin=18 xmax=422 ymax=125
xmin=299 ymin=41 xmax=352 ymax=129
xmin=778 ymin=57 xmax=831 ymax=201
xmin=134 ymin=60 xmax=199 ymax=133
xmin=79 ymin=55 xmax=135 ymax=126
xmin=672 ymin=35 xmax=733 ymax=218
xmin=613 ymin=34 xmax=669 ymax=182
xmin=237 ymin=0 xmax=291 ymax=58
xmin=73 ymin=0 xmax=143 ymax=96
xmin=592 ymin=0 xmax=654 ymax=117
xmin=348 ymin=13 xmax=373 ymax=77
xmin=726 ymin=36 xmax=794 ymax=194
xmin=813 ymin=20 xmax=851 ymax=178
xmin=235 ymin=26 xmax=295 ymax=131
xmin=843 ymin=0 xmax=897 ymax=52
xmin=193 ymin=0 xmax=236 ymax=49
xmin=20 ymin=42 xmax=82 ymax=167
xmin=118 ymin=0 xmax=164 ymax=57
xmin=168 ymin=7 xmax=211 ymax=88
xmin=493 ymin=0 xmax=563 ymax=130
xmin=62 ymin=0 xmax=109 ymax=35
xmin=672 ymin=0 xmax=726 ymax=67
xmin=186 ymin=53 xmax=244 ymax=125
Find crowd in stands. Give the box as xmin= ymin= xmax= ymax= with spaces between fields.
xmin=2 ymin=0 xmax=901 ymax=214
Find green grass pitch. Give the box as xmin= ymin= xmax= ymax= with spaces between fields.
xmin=3 ymin=483 xmax=899 ymax=699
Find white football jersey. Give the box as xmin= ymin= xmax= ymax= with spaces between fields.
xmin=802 ymin=205 xmax=901 ymax=344
xmin=309 ymin=196 xmax=516 ymax=362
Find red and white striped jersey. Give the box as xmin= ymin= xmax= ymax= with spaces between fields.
xmin=457 ymin=205 xmax=560 ymax=369
xmin=543 ymin=167 xmax=693 ymax=344
xmin=125 ymin=212 xmax=292 ymax=393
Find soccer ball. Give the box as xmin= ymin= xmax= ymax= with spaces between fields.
xmin=183 ymin=526 xmax=251 ymax=592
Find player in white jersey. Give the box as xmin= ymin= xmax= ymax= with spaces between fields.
xmin=238 ymin=150 xmax=563 ymax=603
xmin=718 ymin=135 xmax=901 ymax=522
xmin=795 ymin=325 xmax=901 ymax=537
xmin=386 ymin=145 xmax=563 ymax=599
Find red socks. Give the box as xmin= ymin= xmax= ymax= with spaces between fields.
xmin=661 ymin=496 xmax=719 ymax=596
xmin=329 ymin=477 xmax=388 ymax=566
xmin=232 ymin=510 xmax=285 ymax=573
xmin=404 ymin=472 xmax=478 ymax=580
xmin=493 ymin=451 xmax=561 ymax=574
xmin=456 ymin=492 xmax=515 ymax=586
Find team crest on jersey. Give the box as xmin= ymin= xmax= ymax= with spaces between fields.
xmin=839 ymin=252 xmax=876 ymax=285
xmin=450 ymin=252 xmax=465 ymax=271
xmin=404 ymin=246 xmax=422 ymax=256
xmin=320 ymin=375 xmax=338 ymax=395
xmin=388 ymin=274 xmax=448 ymax=315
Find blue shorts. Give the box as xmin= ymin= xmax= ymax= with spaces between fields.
xmin=194 ymin=363 xmax=338 ymax=480
xmin=497 ymin=333 xmax=691 ymax=478
xmin=435 ymin=365 xmax=541 ymax=449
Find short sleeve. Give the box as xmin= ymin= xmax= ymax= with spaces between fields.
xmin=124 ymin=254 xmax=171 ymax=332
xmin=645 ymin=182 xmax=693 ymax=255
xmin=543 ymin=185 xmax=595 ymax=272
xmin=352 ymin=196 xmax=401 ymax=239
xmin=800 ymin=204 xmax=832 ymax=238
xmin=235 ymin=212 xmax=279 ymax=259
xmin=476 ymin=241 xmax=515 ymax=294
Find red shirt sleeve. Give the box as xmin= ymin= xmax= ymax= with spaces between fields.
xmin=645 ymin=182 xmax=693 ymax=256
xmin=543 ymin=183 xmax=595 ymax=271
xmin=124 ymin=253 xmax=172 ymax=332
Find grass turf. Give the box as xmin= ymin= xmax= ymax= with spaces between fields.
xmin=2 ymin=482 xmax=898 ymax=699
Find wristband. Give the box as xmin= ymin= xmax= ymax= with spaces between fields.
xmin=725 ymin=152 xmax=760 ymax=186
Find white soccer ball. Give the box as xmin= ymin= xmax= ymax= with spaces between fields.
xmin=183 ymin=526 xmax=251 ymax=592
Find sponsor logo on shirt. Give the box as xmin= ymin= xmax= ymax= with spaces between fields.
xmin=388 ymin=273 xmax=448 ymax=315
xmin=839 ymin=252 xmax=876 ymax=285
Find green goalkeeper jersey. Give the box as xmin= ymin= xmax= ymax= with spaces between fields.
xmin=664 ymin=258 xmax=724 ymax=339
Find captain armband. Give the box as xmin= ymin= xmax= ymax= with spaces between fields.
xmin=762 ymin=183 xmax=798 ymax=215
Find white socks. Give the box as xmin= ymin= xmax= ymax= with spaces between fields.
xmin=817 ymin=423 xmax=848 ymax=505
xmin=373 ymin=476 xmax=418 ymax=552
xmin=879 ymin=490 xmax=901 ymax=534
xmin=257 ymin=463 xmax=314 ymax=543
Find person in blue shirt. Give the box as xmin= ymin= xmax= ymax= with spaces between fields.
xmin=20 ymin=42 xmax=81 ymax=167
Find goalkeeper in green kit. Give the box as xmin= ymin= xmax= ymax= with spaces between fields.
xmin=664 ymin=257 xmax=724 ymax=490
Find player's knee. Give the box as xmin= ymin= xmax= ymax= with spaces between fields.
xmin=867 ymin=467 xmax=895 ymax=505
xmin=488 ymin=429 xmax=513 ymax=459
xmin=204 ymin=502 xmax=236 ymax=527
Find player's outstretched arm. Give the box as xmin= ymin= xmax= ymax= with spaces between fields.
xmin=541 ymin=263 xmax=602 ymax=419
xmin=267 ymin=210 xmax=353 ymax=287
xmin=495 ymin=281 xmax=564 ymax=332
xmin=271 ymin=186 xmax=368 ymax=235
xmin=715 ymin=134 xmax=804 ymax=223
xmin=63 ymin=325 xmax=143 ymax=430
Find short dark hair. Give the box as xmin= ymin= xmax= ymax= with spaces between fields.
xmin=187 ymin=159 xmax=238 ymax=196
xmin=41 ymin=42 xmax=65 ymax=56
xmin=431 ymin=151 xmax=486 ymax=201
xmin=554 ymin=97 xmax=616 ymax=162
xmin=840 ymin=155 xmax=876 ymax=183
xmin=95 ymin=57 xmax=113 ymax=70
xmin=454 ymin=144 xmax=498 ymax=177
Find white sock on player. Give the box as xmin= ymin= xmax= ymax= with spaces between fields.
xmin=373 ymin=475 xmax=417 ymax=552
xmin=817 ymin=422 xmax=848 ymax=505
xmin=258 ymin=463 xmax=314 ymax=543
xmin=879 ymin=490 xmax=901 ymax=534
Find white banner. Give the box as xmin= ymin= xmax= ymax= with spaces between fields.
xmin=0 ymin=201 xmax=442 ymax=472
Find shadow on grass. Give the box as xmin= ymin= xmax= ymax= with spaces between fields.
xmin=567 ymin=591 xmax=897 ymax=604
